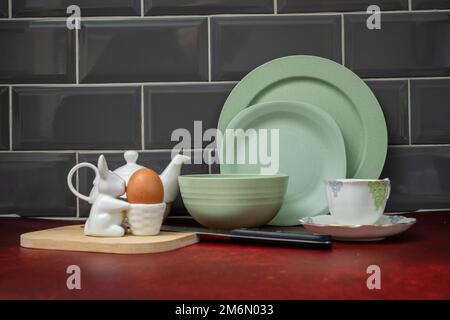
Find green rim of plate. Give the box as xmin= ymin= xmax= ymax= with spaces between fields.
xmin=218 ymin=55 xmax=388 ymax=179
xmin=220 ymin=101 xmax=346 ymax=226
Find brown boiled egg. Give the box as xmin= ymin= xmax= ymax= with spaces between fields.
xmin=126 ymin=168 xmax=164 ymax=204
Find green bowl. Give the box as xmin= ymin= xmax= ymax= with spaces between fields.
xmin=178 ymin=174 xmax=289 ymax=229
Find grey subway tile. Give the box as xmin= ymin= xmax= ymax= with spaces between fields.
xmin=144 ymin=0 xmax=273 ymax=16
xmin=208 ymin=149 xmax=220 ymax=174
xmin=0 ymin=153 xmax=76 ymax=216
xmin=211 ymin=15 xmax=342 ymax=81
xmin=0 ymin=87 xmax=9 ymax=150
xmin=12 ymin=0 xmax=141 ymax=17
xmin=278 ymin=0 xmax=408 ymax=13
xmin=412 ymin=0 xmax=450 ymax=9
xmin=144 ymin=84 xmax=234 ymax=149
xmin=382 ymin=146 xmax=450 ymax=211
xmin=12 ymin=86 xmax=141 ymax=150
xmin=345 ymin=12 xmax=450 ymax=78
xmin=0 ymin=20 xmax=75 ymax=84
xmin=78 ymin=151 xmax=208 ymax=216
xmin=411 ymin=79 xmax=450 ymax=144
xmin=79 ymin=18 xmax=208 ymax=83
xmin=366 ymin=80 xmax=409 ymax=145
xmin=0 ymin=0 xmax=7 ymax=17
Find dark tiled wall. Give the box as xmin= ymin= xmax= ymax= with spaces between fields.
xmin=382 ymin=147 xmax=450 ymax=211
xmin=410 ymin=80 xmax=450 ymax=144
xmin=0 ymin=1 xmax=449 ymax=217
xmin=345 ymin=13 xmax=450 ymax=78
xmin=12 ymin=0 xmax=141 ymax=17
xmin=144 ymin=0 xmax=274 ymax=16
xmin=278 ymin=0 xmax=409 ymax=13
xmin=0 ymin=0 xmax=7 ymax=17
xmin=0 ymin=153 xmax=76 ymax=216
xmin=144 ymin=84 xmax=234 ymax=149
xmin=412 ymin=0 xmax=450 ymax=10
xmin=211 ymin=15 xmax=342 ymax=80
xmin=0 ymin=87 xmax=9 ymax=150
xmin=12 ymin=86 xmax=141 ymax=150
xmin=0 ymin=20 xmax=75 ymax=84
xmin=366 ymin=80 xmax=409 ymax=145
xmin=79 ymin=19 xmax=209 ymax=83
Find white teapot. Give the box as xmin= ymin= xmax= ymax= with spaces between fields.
xmin=113 ymin=151 xmax=190 ymax=218
xmin=68 ymin=151 xmax=190 ymax=220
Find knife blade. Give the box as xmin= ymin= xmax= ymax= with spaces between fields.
xmin=160 ymin=225 xmax=332 ymax=249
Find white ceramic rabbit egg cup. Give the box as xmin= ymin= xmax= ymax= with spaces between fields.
xmin=127 ymin=203 xmax=167 ymax=236
xmin=67 ymin=155 xmax=130 ymax=237
xmin=67 ymin=155 xmax=163 ymax=237
xmin=67 ymin=152 xmax=190 ymax=237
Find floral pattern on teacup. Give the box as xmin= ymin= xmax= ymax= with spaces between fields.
xmin=328 ymin=181 xmax=343 ymax=198
xmin=368 ymin=181 xmax=388 ymax=211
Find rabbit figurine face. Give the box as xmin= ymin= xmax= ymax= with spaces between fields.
xmin=96 ymin=156 xmax=126 ymax=199
xmin=67 ymin=155 xmax=130 ymax=237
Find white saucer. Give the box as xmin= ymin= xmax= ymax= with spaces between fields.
xmin=299 ymin=215 xmax=416 ymax=241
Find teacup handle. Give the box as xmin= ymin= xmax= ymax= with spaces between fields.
xmin=384 ymin=178 xmax=391 ymax=201
xmin=67 ymin=162 xmax=99 ymax=203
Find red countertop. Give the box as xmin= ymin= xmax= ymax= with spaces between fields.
xmin=0 ymin=212 xmax=449 ymax=300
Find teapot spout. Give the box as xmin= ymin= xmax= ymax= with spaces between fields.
xmin=160 ymin=154 xmax=191 ymax=203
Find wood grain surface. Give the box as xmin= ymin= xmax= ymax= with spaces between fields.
xmin=20 ymin=225 xmax=198 ymax=254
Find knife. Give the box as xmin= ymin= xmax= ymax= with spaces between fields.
xmin=161 ymin=225 xmax=332 ymax=249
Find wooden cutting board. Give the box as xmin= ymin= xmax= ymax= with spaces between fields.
xmin=20 ymin=225 xmax=198 ymax=254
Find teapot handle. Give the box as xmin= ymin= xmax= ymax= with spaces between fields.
xmin=67 ymin=162 xmax=99 ymax=203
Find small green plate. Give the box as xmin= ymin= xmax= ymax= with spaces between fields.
xmin=218 ymin=55 xmax=388 ymax=179
xmin=220 ymin=101 xmax=346 ymax=226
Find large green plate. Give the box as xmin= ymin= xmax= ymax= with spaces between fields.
xmin=218 ymin=55 xmax=387 ymax=179
xmin=220 ymin=101 xmax=346 ymax=226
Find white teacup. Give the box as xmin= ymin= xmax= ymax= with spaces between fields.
xmin=127 ymin=203 xmax=166 ymax=236
xmin=325 ymin=179 xmax=391 ymax=225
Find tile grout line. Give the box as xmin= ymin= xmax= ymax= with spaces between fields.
xmin=207 ymin=16 xmax=212 ymax=82
xmin=0 ymin=144 xmax=449 ymax=153
xmin=8 ymin=86 xmax=12 ymax=150
xmin=0 ymin=215 xmax=199 ymax=220
xmin=0 ymin=148 xmax=209 ymax=153
xmin=207 ymin=149 xmax=213 ymax=173
xmin=75 ymin=25 xmax=79 ymax=84
xmin=274 ymin=0 xmax=278 ymax=14
xmin=6 ymin=81 xmax=239 ymax=87
xmin=75 ymin=152 xmax=79 ymax=218
xmin=389 ymin=144 xmax=450 ymax=148
xmin=363 ymin=76 xmax=450 ymax=81
xmin=0 ymin=215 xmax=87 ymax=220
xmin=1 ymin=9 xmax=449 ymax=20
xmin=3 ymin=76 xmax=450 ymax=88
xmin=341 ymin=14 xmax=345 ymax=66
xmin=141 ymin=85 xmax=145 ymax=150
xmin=407 ymin=79 xmax=412 ymax=145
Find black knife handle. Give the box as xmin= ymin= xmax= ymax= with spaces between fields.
xmin=227 ymin=229 xmax=332 ymax=249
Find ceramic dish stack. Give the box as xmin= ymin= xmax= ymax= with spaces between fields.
xmin=179 ymin=55 xmax=415 ymax=240
xmin=217 ymin=55 xmax=388 ymax=226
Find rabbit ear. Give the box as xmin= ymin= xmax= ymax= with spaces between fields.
xmin=97 ymin=155 xmax=109 ymax=179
